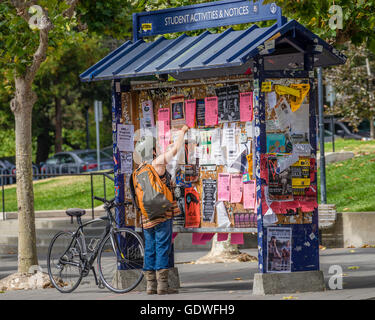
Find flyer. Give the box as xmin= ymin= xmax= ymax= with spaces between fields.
xmin=117 ymin=124 xmax=134 ymax=152
xmin=157 ymin=108 xmax=171 ymax=152
xmin=120 ymin=152 xmax=133 ymax=174
xmin=216 ymin=85 xmax=240 ymax=122
xmin=230 ymin=174 xmax=243 ymax=203
xmin=267 ymin=156 xmax=293 ymax=201
xmin=171 ymin=95 xmax=185 ymax=127
xmin=202 ymin=179 xmax=217 ymax=222
xmin=267 ymin=133 xmax=286 ymax=153
xmin=141 ymin=100 xmax=155 ymax=128
xmin=267 ymin=227 xmax=292 ymax=273
xmin=185 ymin=99 xmax=196 ymax=128
xmin=218 ymin=173 xmax=231 ymax=202
xmin=243 ymin=180 xmax=256 ymax=210
xmin=185 ymin=187 xmax=201 ymax=228
xmin=196 ymin=99 xmax=205 ymax=127
xmin=240 ymin=92 xmax=253 ymax=122
xmin=205 ymin=96 xmax=219 ymax=126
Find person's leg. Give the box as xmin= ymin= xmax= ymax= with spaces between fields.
xmin=143 ymin=227 xmax=157 ymax=294
xmin=155 ymin=219 xmax=177 ymax=294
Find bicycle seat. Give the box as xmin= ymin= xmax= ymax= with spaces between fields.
xmin=66 ymin=208 xmax=86 ymax=217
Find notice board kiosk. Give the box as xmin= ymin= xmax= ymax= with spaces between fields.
xmin=80 ymin=0 xmax=346 ymax=294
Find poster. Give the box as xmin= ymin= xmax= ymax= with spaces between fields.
xmin=185 ymin=99 xmax=196 ymax=128
xmin=267 ymin=133 xmax=286 ymax=153
xmin=196 ymin=99 xmax=205 ymax=127
xmin=205 ymin=96 xmax=219 ymax=126
xmin=158 ymin=108 xmax=171 ymax=152
xmin=240 ymin=92 xmax=253 ymax=122
xmin=267 ymin=156 xmax=293 ymax=201
xmin=216 ymin=85 xmax=240 ymax=122
xmin=274 ymin=97 xmax=292 ymax=130
xmin=171 ymin=95 xmax=185 ymax=127
xmin=218 ymin=173 xmax=231 ymax=202
xmin=202 ymin=179 xmax=217 ymax=222
xmin=291 ymin=158 xmax=311 ymax=196
xmin=243 ymin=180 xmax=256 ymax=210
xmin=120 ymin=152 xmax=133 ymax=174
xmin=185 ymin=187 xmax=201 ymax=228
xmin=267 ymin=227 xmax=292 ymax=273
xmin=184 ymin=165 xmax=199 ymax=183
xmin=141 ymin=100 xmax=155 ymax=128
xmin=230 ymin=174 xmax=243 ymax=203
xmin=199 ymin=130 xmax=213 ymax=165
xmin=173 ymin=186 xmax=185 ymax=226
xmin=117 ymin=124 xmax=134 ymax=152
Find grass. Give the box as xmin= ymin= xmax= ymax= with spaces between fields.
xmin=319 ymin=139 xmax=375 ymax=212
xmin=1 ymin=173 xmax=115 ymax=212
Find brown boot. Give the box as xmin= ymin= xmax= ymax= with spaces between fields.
xmin=144 ymin=270 xmax=157 ymax=295
xmin=156 ymin=269 xmax=179 ymax=295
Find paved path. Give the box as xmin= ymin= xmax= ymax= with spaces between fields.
xmin=1 ymin=248 xmax=375 ymax=300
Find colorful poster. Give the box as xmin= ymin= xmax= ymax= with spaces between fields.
xmin=196 ymin=99 xmax=205 ymax=127
xmin=267 ymin=133 xmax=286 ymax=153
xmin=218 ymin=173 xmax=231 ymax=202
xmin=184 ymin=165 xmax=198 ymax=183
xmin=205 ymin=96 xmax=218 ymax=126
xmin=230 ymin=174 xmax=243 ymax=203
xmin=291 ymin=157 xmax=311 ymax=196
xmin=202 ymin=179 xmax=217 ymax=222
xmin=185 ymin=187 xmax=201 ymax=228
xmin=117 ymin=124 xmax=134 ymax=152
xmin=243 ymin=180 xmax=256 ymax=210
xmin=267 ymin=227 xmax=292 ymax=273
xmin=240 ymin=92 xmax=253 ymax=122
xmin=185 ymin=99 xmax=196 ymax=128
xmin=199 ymin=130 xmax=214 ymax=165
xmin=268 ymin=156 xmax=293 ymax=201
xmin=157 ymin=108 xmax=171 ymax=152
xmin=171 ymin=95 xmax=185 ymax=127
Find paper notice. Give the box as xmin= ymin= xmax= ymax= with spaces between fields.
xmin=243 ymin=180 xmax=256 ymax=210
xmin=218 ymin=173 xmax=231 ymax=202
xmin=274 ymin=97 xmax=292 ymax=130
xmin=240 ymin=92 xmax=253 ymax=122
xmin=117 ymin=124 xmax=134 ymax=152
xmin=120 ymin=152 xmax=133 ymax=174
xmin=185 ymin=99 xmax=196 ymax=128
xmin=212 ymin=128 xmax=225 ymax=165
xmin=158 ymin=108 xmax=171 ymax=152
xmin=205 ymin=96 xmax=218 ymax=126
xmin=216 ymin=202 xmax=231 ymax=228
xmin=141 ymin=100 xmax=155 ymax=128
xmin=267 ymin=91 xmax=277 ymax=110
xmin=230 ymin=174 xmax=243 ymax=203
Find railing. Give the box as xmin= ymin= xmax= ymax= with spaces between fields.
xmin=0 ymin=168 xmax=115 ymax=221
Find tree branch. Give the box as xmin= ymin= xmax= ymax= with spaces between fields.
xmin=63 ymin=0 xmax=79 ymax=19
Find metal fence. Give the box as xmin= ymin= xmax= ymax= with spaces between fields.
xmin=0 ymin=167 xmax=115 ymax=221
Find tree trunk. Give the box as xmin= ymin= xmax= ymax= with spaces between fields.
xmin=370 ymin=115 xmax=375 ymax=140
xmin=55 ymin=97 xmax=62 ymax=153
xmin=11 ymin=77 xmax=38 ymax=273
xmin=209 ymin=234 xmax=240 ymax=256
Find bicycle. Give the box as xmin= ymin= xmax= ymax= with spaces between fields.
xmin=47 ymin=196 xmax=144 ymax=294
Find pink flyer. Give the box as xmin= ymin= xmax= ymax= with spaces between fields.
xmin=230 ymin=174 xmax=243 ymax=203
xmin=243 ymin=180 xmax=256 ymax=209
xmin=185 ymin=99 xmax=196 ymax=128
xmin=204 ymin=96 xmax=218 ymax=126
xmin=218 ymin=173 xmax=231 ymax=202
xmin=158 ymin=108 xmax=170 ymax=152
xmin=240 ymin=92 xmax=253 ymax=122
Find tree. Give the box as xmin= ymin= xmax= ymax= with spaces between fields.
xmin=326 ymin=43 xmax=375 ymax=138
xmin=0 ymin=0 xmax=145 ymax=275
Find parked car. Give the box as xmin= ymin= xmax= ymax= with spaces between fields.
xmin=101 ymin=146 xmax=113 ymax=158
xmin=40 ymin=150 xmax=113 ymax=174
xmin=323 ymin=118 xmax=364 ymax=140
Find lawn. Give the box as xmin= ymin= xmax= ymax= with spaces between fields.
xmin=319 ymin=139 xmax=375 ymax=212
xmin=1 ymin=173 xmax=115 ymax=212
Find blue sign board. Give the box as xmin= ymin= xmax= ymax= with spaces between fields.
xmin=133 ymin=0 xmax=283 ymax=41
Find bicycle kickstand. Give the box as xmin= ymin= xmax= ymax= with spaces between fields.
xmin=91 ymin=266 xmax=105 ymax=289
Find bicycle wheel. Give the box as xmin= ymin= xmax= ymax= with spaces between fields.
xmin=47 ymin=231 xmax=83 ymax=293
xmin=97 ymin=228 xmax=144 ymax=294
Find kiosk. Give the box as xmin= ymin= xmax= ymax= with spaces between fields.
xmin=80 ymin=0 xmax=346 ymax=295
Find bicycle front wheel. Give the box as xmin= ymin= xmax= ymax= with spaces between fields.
xmin=47 ymin=231 xmax=83 ymax=293
xmin=97 ymin=228 xmax=144 ymax=294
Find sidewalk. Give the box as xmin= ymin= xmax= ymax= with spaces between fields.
xmin=1 ymin=248 xmax=375 ymax=300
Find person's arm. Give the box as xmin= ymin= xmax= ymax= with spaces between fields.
xmin=152 ymin=125 xmax=188 ymax=173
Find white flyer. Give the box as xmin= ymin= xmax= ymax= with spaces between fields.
xmin=274 ymin=97 xmax=292 ymax=130
xmin=117 ymin=124 xmax=134 ymax=152
xmin=120 ymin=152 xmax=133 ymax=174
xmin=216 ymin=202 xmax=231 ymax=228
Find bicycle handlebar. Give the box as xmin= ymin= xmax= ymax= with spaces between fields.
xmin=93 ymin=196 xmax=132 ymax=207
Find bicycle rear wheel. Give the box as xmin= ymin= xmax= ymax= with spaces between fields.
xmin=97 ymin=228 xmax=144 ymax=294
xmin=47 ymin=231 xmax=83 ymax=293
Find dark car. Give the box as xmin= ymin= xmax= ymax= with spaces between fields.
xmin=41 ymin=150 xmax=113 ymax=174
xmin=323 ymin=118 xmax=364 ymax=140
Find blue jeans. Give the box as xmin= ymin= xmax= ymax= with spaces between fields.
xmin=143 ymin=219 xmax=172 ymax=271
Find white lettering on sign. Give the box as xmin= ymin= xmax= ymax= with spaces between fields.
xmin=164 ymin=6 xmax=250 ymax=26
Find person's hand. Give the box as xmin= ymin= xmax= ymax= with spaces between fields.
xmin=181 ymin=125 xmax=189 ymax=133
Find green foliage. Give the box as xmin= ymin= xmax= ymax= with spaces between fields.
xmin=266 ymin=0 xmax=375 ymax=50
xmin=325 ymin=43 xmax=375 ymax=130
